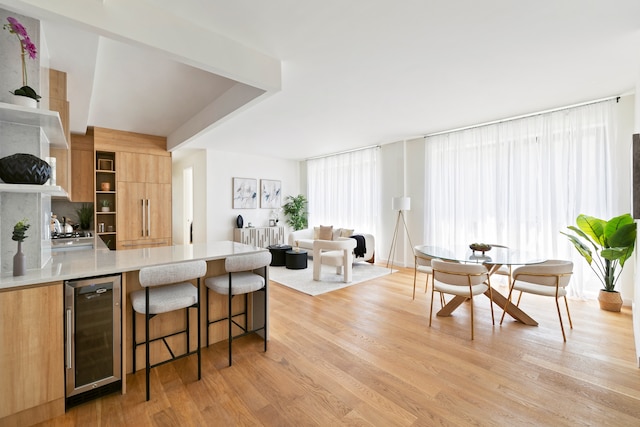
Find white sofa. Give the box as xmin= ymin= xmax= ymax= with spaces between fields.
xmin=288 ymin=226 xmax=375 ymax=263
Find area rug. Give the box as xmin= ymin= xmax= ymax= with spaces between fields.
xmin=269 ymin=259 xmax=395 ymax=296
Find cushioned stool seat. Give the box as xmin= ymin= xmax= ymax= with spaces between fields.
xmin=205 ymin=251 xmax=271 ymax=366
xmin=131 ymin=260 xmax=207 ymax=401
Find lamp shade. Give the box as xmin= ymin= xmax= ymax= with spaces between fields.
xmin=392 ymin=196 xmax=411 ymax=211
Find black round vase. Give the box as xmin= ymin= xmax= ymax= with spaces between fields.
xmin=0 ymin=153 xmax=51 ymax=185
xmin=236 ymin=215 xmax=244 ymax=228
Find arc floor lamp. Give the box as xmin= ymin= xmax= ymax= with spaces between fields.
xmin=386 ymin=196 xmax=414 ymax=271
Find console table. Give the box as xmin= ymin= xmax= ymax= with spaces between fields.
xmin=234 ymin=226 xmax=285 ymax=248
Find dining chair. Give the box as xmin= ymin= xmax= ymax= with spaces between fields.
xmin=413 ymin=253 xmax=445 ymax=307
xmin=413 ymin=253 xmax=432 ymax=299
xmin=429 ymin=259 xmax=494 ymax=340
xmin=205 ymin=251 xmax=271 ymax=366
xmin=499 ymin=260 xmax=573 ymax=341
xmin=131 ymin=260 xmax=207 ymax=401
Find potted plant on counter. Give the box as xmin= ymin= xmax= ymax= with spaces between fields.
xmin=282 ymin=194 xmax=308 ymax=231
xmin=12 ymin=218 xmax=30 ymax=276
xmin=76 ymin=203 xmax=94 ymax=230
xmin=562 ymin=213 xmax=637 ymax=312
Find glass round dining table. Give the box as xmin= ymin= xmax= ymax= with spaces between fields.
xmin=415 ymin=245 xmax=546 ymax=326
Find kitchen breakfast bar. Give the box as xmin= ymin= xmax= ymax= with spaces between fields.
xmin=0 ymin=241 xmax=268 ymax=427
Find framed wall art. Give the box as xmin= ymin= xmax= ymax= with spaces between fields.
xmin=260 ymin=179 xmax=281 ymax=209
xmin=233 ymin=177 xmax=257 ymax=209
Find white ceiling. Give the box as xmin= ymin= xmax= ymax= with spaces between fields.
xmin=7 ymin=1 xmax=640 ymax=160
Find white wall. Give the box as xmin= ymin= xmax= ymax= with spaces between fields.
xmin=380 ymin=142 xmax=409 ymax=266
xmin=615 ymin=95 xmax=636 ymax=303
xmin=173 ymin=149 xmax=300 ymax=245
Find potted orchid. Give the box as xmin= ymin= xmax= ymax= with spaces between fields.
xmin=3 ymin=16 xmax=41 ymax=104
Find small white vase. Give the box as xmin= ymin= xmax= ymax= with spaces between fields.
xmin=101 ymin=207 xmax=110 ymax=212
xmin=11 ymin=94 xmax=37 ymax=108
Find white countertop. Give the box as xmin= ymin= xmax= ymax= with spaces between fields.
xmin=0 ymin=241 xmax=266 ymax=291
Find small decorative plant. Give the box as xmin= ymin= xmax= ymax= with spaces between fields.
xmin=101 ymin=199 xmax=110 ymax=208
xmin=562 ymin=213 xmax=637 ymax=292
xmin=12 ymin=218 xmax=30 ymax=242
xmin=3 ymin=17 xmax=41 ymax=102
xmin=76 ymin=203 xmax=94 ymax=230
xmin=282 ymin=194 xmax=308 ymax=231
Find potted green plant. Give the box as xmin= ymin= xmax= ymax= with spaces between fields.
xmin=282 ymin=194 xmax=308 ymax=231
xmin=562 ymin=213 xmax=637 ymax=312
xmin=100 ymin=199 xmax=111 ymax=212
xmin=75 ymin=203 xmax=94 ymax=230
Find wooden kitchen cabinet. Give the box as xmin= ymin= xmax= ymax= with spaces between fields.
xmin=49 ymin=69 xmax=71 ymax=197
xmin=70 ymin=131 xmax=94 ymax=202
xmin=116 ymin=182 xmax=171 ymax=248
xmin=93 ymin=127 xmax=171 ymax=250
xmin=118 ymin=152 xmax=171 ymax=184
xmin=0 ymin=283 xmax=65 ymax=426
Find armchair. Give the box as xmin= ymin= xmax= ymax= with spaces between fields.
xmin=313 ymin=238 xmax=357 ymax=283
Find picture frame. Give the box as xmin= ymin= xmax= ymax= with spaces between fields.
xmin=260 ymin=179 xmax=281 ymax=209
xmin=97 ymin=159 xmax=113 ymax=171
xmin=232 ymin=177 xmax=257 ymax=209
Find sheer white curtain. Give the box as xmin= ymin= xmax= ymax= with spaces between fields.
xmin=424 ymin=100 xmax=618 ymax=299
xmin=307 ymin=147 xmax=380 ymax=236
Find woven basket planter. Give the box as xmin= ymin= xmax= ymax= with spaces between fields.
xmin=598 ymin=289 xmax=623 ymax=312
xmin=0 ymin=153 xmax=51 ymax=185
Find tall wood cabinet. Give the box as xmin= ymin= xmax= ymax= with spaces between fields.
xmin=70 ymin=131 xmax=94 ymax=202
xmin=93 ymin=127 xmax=172 ymax=250
xmin=49 ymin=69 xmax=94 ymax=202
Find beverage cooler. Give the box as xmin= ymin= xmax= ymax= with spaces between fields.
xmin=64 ymin=274 xmax=122 ymax=408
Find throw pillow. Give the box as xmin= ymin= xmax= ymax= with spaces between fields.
xmin=340 ymin=228 xmax=355 ymax=237
xmin=318 ymin=225 xmax=333 ymax=240
xmin=313 ymin=226 xmax=320 ymax=239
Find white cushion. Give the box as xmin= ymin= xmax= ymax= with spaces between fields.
xmin=417 ymin=265 xmax=432 ymax=274
xmin=513 ymin=281 xmax=568 ymax=297
xmin=131 ymin=282 xmax=198 ymax=315
xmin=434 ymin=282 xmax=488 ymax=297
xmin=321 ymin=250 xmax=349 ymax=266
xmin=138 ymin=260 xmax=207 ymax=288
xmin=206 ymin=272 xmax=265 ymax=295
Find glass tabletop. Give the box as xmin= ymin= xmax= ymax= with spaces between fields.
xmin=415 ymin=245 xmax=545 ymax=266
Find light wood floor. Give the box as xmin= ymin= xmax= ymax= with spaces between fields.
xmin=38 ymin=266 xmax=640 ymax=426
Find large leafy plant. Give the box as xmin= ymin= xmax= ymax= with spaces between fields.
xmin=282 ymin=194 xmax=308 ymax=231
xmin=562 ymin=213 xmax=637 ymax=292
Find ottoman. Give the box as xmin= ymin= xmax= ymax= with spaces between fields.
xmin=285 ymin=249 xmax=308 ymax=269
xmin=267 ymin=244 xmax=292 ymax=267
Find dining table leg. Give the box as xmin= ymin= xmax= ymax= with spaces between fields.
xmin=436 ymin=292 xmax=538 ymax=326
xmin=487 ymin=289 xmax=538 ymax=326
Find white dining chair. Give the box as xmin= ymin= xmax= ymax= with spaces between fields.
xmin=429 ymin=259 xmax=494 ymax=340
xmin=499 ymin=260 xmax=573 ymax=341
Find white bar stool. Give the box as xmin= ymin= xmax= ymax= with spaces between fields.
xmin=131 ymin=260 xmax=207 ymax=401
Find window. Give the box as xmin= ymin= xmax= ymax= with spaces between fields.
xmin=307 ymin=147 xmax=380 ymax=236
xmin=424 ymin=100 xmax=618 ymax=298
